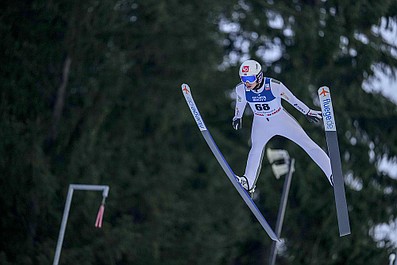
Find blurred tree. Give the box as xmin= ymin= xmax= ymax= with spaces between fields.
xmin=220 ymin=0 xmax=397 ymax=264
xmin=1 ymin=0 xmax=254 ymax=264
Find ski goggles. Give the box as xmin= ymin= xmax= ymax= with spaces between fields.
xmin=241 ymin=75 xmax=257 ymax=83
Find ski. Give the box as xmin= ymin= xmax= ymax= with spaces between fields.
xmin=181 ymin=83 xmax=279 ymax=242
xmin=318 ymin=86 xmax=351 ymax=237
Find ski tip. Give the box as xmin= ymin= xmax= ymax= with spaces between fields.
xmin=181 ymin=83 xmax=191 ymax=95
xmin=318 ymin=86 xmax=331 ymax=97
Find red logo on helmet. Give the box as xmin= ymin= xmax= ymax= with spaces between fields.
xmin=242 ymin=66 xmax=249 ymax=73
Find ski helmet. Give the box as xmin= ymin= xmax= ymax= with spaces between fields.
xmin=239 ymin=59 xmax=263 ymax=85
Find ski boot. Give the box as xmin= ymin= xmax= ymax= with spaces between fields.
xmin=236 ymin=175 xmax=256 ymax=198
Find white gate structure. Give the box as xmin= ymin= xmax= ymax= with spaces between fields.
xmin=52 ymin=184 xmax=110 ymax=265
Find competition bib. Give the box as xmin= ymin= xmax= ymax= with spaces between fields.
xmin=245 ymin=78 xmax=281 ymax=116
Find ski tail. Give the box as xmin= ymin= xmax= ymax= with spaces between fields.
xmin=318 ymin=86 xmax=351 ymax=237
xmin=182 ymin=83 xmax=279 ymax=242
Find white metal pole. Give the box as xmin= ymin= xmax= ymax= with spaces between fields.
xmin=52 ymin=184 xmax=109 ymax=265
xmin=53 ymin=185 xmax=74 ymax=265
xmin=269 ymin=159 xmax=295 ymax=265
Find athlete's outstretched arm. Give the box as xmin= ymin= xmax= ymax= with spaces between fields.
xmin=234 ymin=84 xmax=247 ymax=118
xmin=271 ymin=79 xmax=310 ymax=114
xmin=232 ymin=84 xmax=247 ymax=130
xmin=272 ymin=79 xmax=322 ymax=123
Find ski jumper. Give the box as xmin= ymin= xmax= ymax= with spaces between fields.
xmin=234 ymin=77 xmax=332 ymax=189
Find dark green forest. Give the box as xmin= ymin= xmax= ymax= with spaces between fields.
xmin=1 ymin=0 xmax=397 ymax=264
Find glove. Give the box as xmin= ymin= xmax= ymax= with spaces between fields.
xmin=305 ymin=109 xmax=322 ymax=123
xmin=232 ymin=117 xmax=242 ymax=130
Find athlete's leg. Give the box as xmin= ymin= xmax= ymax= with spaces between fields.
xmin=278 ymin=111 xmax=333 ymax=184
xmin=244 ymin=117 xmax=274 ymax=189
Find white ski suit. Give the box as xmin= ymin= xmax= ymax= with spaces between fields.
xmin=233 ymin=77 xmax=333 ymax=189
